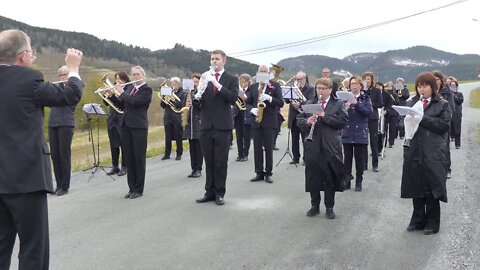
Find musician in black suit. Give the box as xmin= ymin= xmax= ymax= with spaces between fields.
xmin=362 ymin=72 xmax=383 ymax=172
xmin=183 ymin=73 xmax=203 ymax=178
xmin=160 ymin=77 xmax=187 ymax=160
xmin=233 ymin=73 xmax=251 ymax=162
xmin=247 ymin=65 xmax=285 ymax=183
xmin=48 ymin=65 xmax=80 ymax=196
xmin=284 ymin=71 xmax=315 ymax=164
xmin=193 ymin=49 xmax=238 ymax=205
xmin=109 ymin=66 xmax=152 ymax=199
xmin=0 ymin=29 xmax=83 ymax=270
xmin=104 ymin=71 xmax=130 ymax=176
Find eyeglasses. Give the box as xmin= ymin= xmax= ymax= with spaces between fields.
xmin=59 ymin=74 xmax=68 ymax=77
xmin=19 ymin=49 xmax=37 ymax=57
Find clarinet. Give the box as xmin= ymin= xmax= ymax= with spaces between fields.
xmin=306 ymin=95 xmax=322 ymax=142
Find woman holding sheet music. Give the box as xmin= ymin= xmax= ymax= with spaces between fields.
xmin=401 ymin=72 xmax=452 ymax=235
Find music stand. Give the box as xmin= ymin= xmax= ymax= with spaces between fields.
xmin=276 ymin=86 xmax=297 ymax=167
xmin=82 ymin=103 xmax=115 ymax=182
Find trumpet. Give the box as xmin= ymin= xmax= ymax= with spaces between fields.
xmin=236 ymin=88 xmax=247 ymax=110
xmin=95 ymin=75 xmax=124 ymax=114
xmin=193 ymin=66 xmax=216 ymax=104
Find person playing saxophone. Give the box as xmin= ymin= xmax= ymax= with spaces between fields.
xmin=246 ymin=65 xmax=284 ymax=184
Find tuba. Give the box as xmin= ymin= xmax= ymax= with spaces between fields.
xmin=255 ymin=83 xmax=266 ymax=123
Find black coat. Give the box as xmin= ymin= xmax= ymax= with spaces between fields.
xmin=246 ymin=81 xmax=285 ymax=129
xmin=297 ymin=97 xmax=348 ymax=192
xmin=397 ymin=87 xmax=410 ymax=106
xmin=366 ymin=86 xmax=383 ymax=120
xmin=383 ymin=90 xmax=399 ymax=116
xmin=401 ymin=97 xmax=452 ymax=202
xmin=111 ymin=83 xmax=153 ymax=129
xmin=451 ymin=91 xmax=463 ymax=136
xmin=0 ymin=65 xmax=83 ymax=193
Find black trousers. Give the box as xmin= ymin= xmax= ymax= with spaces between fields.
xmin=122 ymin=127 xmax=148 ymax=194
xmin=244 ymin=124 xmax=252 ymax=157
xmin=253 ymin=127 xmax=275 ymax=176
xmin=343 ymin=143 xmax=367 ymax=182
xmin=446 ymin=130 xmax=451 ymax=173
xmin=398 ymin=116 xmax=405 ymax=138
xmin=188 ymin=138 xmax=203 ymax=171
xmin=164 ymin=122 xmax=183 ymax=157
xmin=364 ymin=119 xmax=379 ymax=168
xmin=107 ymin=126 xmax=126 ymax=168
xmin=409 ymin=195 xmax=441 ymax=232
xmin=48 ymin=126 xmax=74 ymax=190
xmin=0 ymin=192 xmax=49 ymax=270
xmin=291 ymin=119 xmax=305 ymax=161
xmin=200 ymin=129 xmax=231 ymax=197
xmin=310 ymin=189 xmax=335 ymax=209
xmin=234 ymin=114 xmax=246 ymax=158
xmin=387 ymin=115 xmax=398 ymax=146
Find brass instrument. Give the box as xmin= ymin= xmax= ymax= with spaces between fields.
xmin=158 ymin=79 xmax=182 ymax=110
xmin=236 ymin=88 xmax=247 ymax=110
xmin=95 ymin=74 xmax=124 ymax=114
xmin=293 ymin=86 xmax=307 ymax=102
xmin=256 ymin=83 xmax=266 ymax=123
xmin=180 ymin=89 xmax=192 ymax=127
xmin=271 ymin=63 xmax=295 ymax=86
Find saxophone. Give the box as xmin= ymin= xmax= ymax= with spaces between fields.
xmin=255 ymin=83 xmax=266 ymax=123
xmin=180 ymin=89 xmax=192 ymax=127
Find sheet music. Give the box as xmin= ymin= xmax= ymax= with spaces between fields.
xmin=392 ymin=105 xmax=423 ymax=116
xmin=182 ymin=79 xmax=194 ymax=90
xmin=281 ymin=86 xmax=299 ymax=99
xmin=256 ymin=72 xmax=270 ymax=84
xmin=160 ymin=86 xmax=173 ymax=96
xmin=336 ymin=91 xmax=355 ymax=102
xmin=82 ymin=103 xmax=107 ymax=115
xmin=302 ymin=103 xmax=324 ymax=114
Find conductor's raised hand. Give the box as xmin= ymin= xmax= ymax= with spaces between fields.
xmin=65 ymin=48 xmax=83 ymax=74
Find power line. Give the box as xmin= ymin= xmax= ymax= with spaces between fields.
xmin=229 ymin=0 xmax=467 ymax=58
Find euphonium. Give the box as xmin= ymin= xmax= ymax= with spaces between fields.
xmin=95 ymin=74 xmax=123 ymax=114
xmin=256 ymin=83 xmax=266 ymax=123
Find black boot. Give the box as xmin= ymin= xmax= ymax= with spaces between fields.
xmin=107 ymin=167 xmax=120 ymax=175
xmin=326 ymin=208 xmax=336 ymax=219
xmin=306 ymin=206 xmax=320 ymax=217
xmin=355 ymin=181 xmax=362 ymax=191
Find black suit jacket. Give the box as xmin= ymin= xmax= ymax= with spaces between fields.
xmin=366 ymin=86 xmax=383 ymax=120
xmin=111 ymin=84 xmax=152 ymax=129
xmin=0 ymin=65 xmax=83 ymax=193
xmin=194 ymin=71 xmax=238 ymax=130
xmin=246 ymin=81 xmax=285 ymax=129
xmin=160 ymin=88 xmax=187 ymax=126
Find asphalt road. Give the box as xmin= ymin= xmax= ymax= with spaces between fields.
xmin=10 ymin=82 xmax=480 ymax=270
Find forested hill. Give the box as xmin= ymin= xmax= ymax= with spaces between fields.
xmin=0 ymin=16 xmax=259 ymax=77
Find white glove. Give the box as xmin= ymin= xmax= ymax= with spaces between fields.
xmin=250 ymin=108 xmax=259 ymax=116
xmin=259 ymin=93 xmax=272 ymax=102
xmin=194 ymin=92 xmax=202 ymax=100
xmin=206 ymin=73 xmax=222 ymax=89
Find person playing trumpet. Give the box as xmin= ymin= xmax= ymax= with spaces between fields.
xmin=296 ymin=78 xmax=348 ymax=218
xmin=160 ymin=77 xmax=187 ymax=161
xmin=107 ymin=66 xmax=152 ymax=199
xmin=233 ymin=73 xmax=251 ymax=162
xmin=246 ymin=65 xmax=284 ymax=184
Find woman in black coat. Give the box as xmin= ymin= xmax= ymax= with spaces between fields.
xmin=297 ymin=78 xmax=348 ymax=219
xmin=401 ymin=72 xmax=452 ymax=235
xmin=448 ymin=79 xmax=463 ymax=148
xmin=183 ymin=74 xmax=203 ymax=178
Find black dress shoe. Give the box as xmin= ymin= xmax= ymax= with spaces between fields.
xmin=56 ymin=189 xmax=69 ymax=196
xmin=344 ymin=181 xmax=351 ymax=190
xmin=187 ymin=170 xmax=195 ymax=178
xmin=215 ymin=196 xmax=225 ymax=205
xmin=107 ymin=167 xmax=120 ymax=175
xmin=192 ymin=170 xmax=202 ymax=178
xmin=373 ymin=167 xmax=379 ymax=172
xmin=196 ymin=195 xmax=214 ymax=203
xmin=175 ymin=156 xmax=182 ymax=161
xmin=289 ymin=159 xmax=299 ymax=164
xmin=129 ymin=192 xmax=143 ymax=199
xmin=161 ymin=155 xmax=170 ymax=160
xmin=424 ymin=229 xmax=438 ymax=235
xmin=240 ymin=156 xmax=248 ymax=162
xmin=117 ymin=168 xmax=127 ymax=176
xmin=50 ymin=187 xmax=60 ymax=195
xmin=326 ymin=208 xmax=336 ymax=219
xmin=406 ymin=225 xmax=424 ymax=232
xmin=250 ymin=175 xmax=264 ymax=182
xmin=273 ymin=146 xmax=279 ymax=150
xmin=236 ymin=156 xmax=242 ymax=161
xmin=355 ymin=182 xmax=362 ymax=191
xmin=265 ymin=175 xmax=273 ymax=183
xmin=124 ymin=192 xmax=132 ymax=199
xmin=388 ymin=145 xmax=393 ymax=148
xmin=306 ymin=206 xmax=320 ymax=217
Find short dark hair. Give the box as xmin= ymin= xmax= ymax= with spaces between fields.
xmin=415 ymin=72 xmax=440 ymax=99
xmin=115 ymin=70 xmax=130 ymax=82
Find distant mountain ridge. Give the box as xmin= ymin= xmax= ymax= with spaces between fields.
xmin=1 ymin=15 xmax=479 ymax=82
xmin=278 ymin=46 xmax=480 ymax=82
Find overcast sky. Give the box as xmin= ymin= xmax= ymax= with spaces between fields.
xmin=2 ymin=0 xmax=479 ymax=66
